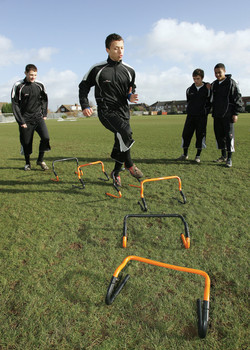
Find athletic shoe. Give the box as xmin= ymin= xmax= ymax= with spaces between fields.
xmin=225 ymin=159 xmax=232 ymax=168
xmin=37 ymin=161 xmax=49 ymax=170
xmin=111 ymin=171 xmax=122 ymax=187
xmin=194 ymin=156 xmax=201 ymax=163
xmin=24 ymin=164 xmax=31 ymax=171
xmin=176 ymin=154 xmax=188 ymax=160
xmin=214 ymin=156 xmax=227 ymax=163
xmin=126 ymin=165 xmax=143 ymax=179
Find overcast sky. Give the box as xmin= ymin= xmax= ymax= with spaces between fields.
xmin=0 ymin=0 xmax=250 ymax=111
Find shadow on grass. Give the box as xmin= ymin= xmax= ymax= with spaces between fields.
xmin=9 ymin=156 xmax=219 ymax=166
xmin=0 ymin=179 xmax=128 ymax=210
xmin=0 ymin=166 xmax=53 ymax=171
xmin=9 ymin=156 xmax=113 ymax=163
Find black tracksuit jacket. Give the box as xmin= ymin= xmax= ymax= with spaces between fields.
xmin=186 ymin=82 xmax=211 ymax=116
xmin=211 ymin=74 xmax=244 ymax=118
xmin=11 ymin=78 xmax=48 ymax=125
xmin=79 ymin=57 xmax=136 ymax=120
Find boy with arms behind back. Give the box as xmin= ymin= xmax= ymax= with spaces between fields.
xmin=211 ymin=63 xmax=244 ymax=168
xmin=177 ymin=69 xmax=211 ymax=163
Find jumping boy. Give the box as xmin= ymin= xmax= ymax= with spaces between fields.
xmin=11 ymin=64 xmax=51 ymax=171
xmin=177 ymin=69 xmax=211 ymax=163
xmin=211 ymin=63 xmax=244 ymax=168
xmin=79 ymin=33 xmax=143 ymax=186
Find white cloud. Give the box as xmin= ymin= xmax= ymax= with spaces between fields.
xmin=0 ymin=35 xmax=12 ymax=51
xmin=136 ymin=67 xmax=190 ymax=104
xmin=41 ymin=69 xmax=81 ymax=111
xmin=0 ymin=34 xmax=58 ymax=67
xmin=0 ymin=76 xmax=21 ymax=102
xmin=31 ymin=47 xmax=59 ymax=62
xmin=131 ymin=19 xmax=250 ymax=103
xmin=144 ymin=18 xmax=250 ymax=68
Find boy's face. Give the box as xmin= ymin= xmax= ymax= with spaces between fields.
xmin=106 ymin=40 xmax=124 ymax=62
xmin=193 ymin=75 xmax=203 ymax=87
xmin=214 ymin=67 xmax=226 ymax=81
xmin=25 ymin=70 xmax=37 ymax=83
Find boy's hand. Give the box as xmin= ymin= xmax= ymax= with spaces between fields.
xmin=21 ymin=123 xmax=27 ymax=128
xmin=83 ymin=107 xmax=93 ymax=117
xmin=128 ymin=87 xmax=138 ymax=103
xmin=232 ymin=115 xmax=238 ymax=123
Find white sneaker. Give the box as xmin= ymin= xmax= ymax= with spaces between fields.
xmin=24 ymin=164 xmax=31 ymax=171
xmin=37 ymin=161 xmax=49 ymax=170
xmin=214 ymin=156 xmax=227 ymax=163
xmin=177 ymin=154 xmax=188 ymax=160
xmin=194 ymin=156 xmax=201 ymax=163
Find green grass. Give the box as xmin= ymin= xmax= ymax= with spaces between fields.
xmin=0 ymin=114 xmax=249 ymax=350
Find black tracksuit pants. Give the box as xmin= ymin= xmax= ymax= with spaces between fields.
xmin=98 ymin=109 xmax=134 ymax=165
xmin=19 ymin=118 xmax=51 ymax=155
xmin=182 ymin=114 xmax=207 ymax=149
xmin=213 ymin=117 xmax=235 ymax=152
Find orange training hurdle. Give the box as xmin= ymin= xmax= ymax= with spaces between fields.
xmin=105 ymin=255 xmax=210 ymax=338
xmin=130 ymin=175 xmax=186 ymax=211
xmin=75 ymin=161 xmax=109 ymax=189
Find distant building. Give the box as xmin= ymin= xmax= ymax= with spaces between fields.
xmin=148 ymin=97 xmax=250 ymax=114
xmin=129 ymin=100 xmax=187 ymax=114
xmin=242 ymin=96 xmax=250 ymax=110
xmin=56 ymin=104 xmax=82 ymax=113
xmin=150 ymin=100 xmax=187 ymax=114
xmin=129 ymin=103 xmax=149 ymax=110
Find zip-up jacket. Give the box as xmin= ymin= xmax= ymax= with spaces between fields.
xmin=186 ymin=82 xmax=211 ymax=116
xmin=79 ymin=57 xmax=136 ymax=120
xmin=11 ymin=78 xmax=48 ymax=125
xmin=211 ymin=74 xmax=244 ymax=118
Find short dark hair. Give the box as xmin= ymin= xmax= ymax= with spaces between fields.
xmin=192 ymin=68 xmax=204 ymax=79
xmin=105 ymin=33 xmax=123 ymax=49
xmin=25 ymin=64 xmax=37 ymax=73
xmin=214 ymin=63 xmax=225 ymax=70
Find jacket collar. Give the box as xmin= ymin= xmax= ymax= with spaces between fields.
xmin=107 ymin=56 xmax=122 ymax=66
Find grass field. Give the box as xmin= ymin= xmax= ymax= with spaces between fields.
xmin=0 ymin=114 xmax=249 ymax=350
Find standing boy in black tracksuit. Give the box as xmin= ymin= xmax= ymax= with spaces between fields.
xmin=79 ymin=33 xmax=143 ymax=187
xmin=11 ymin=64 xmax=51 ymax=171
xmin=177 ymin=69 xmax=211 ymax=163
xmin=211 ymin=63 xmax=244 ymax=168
